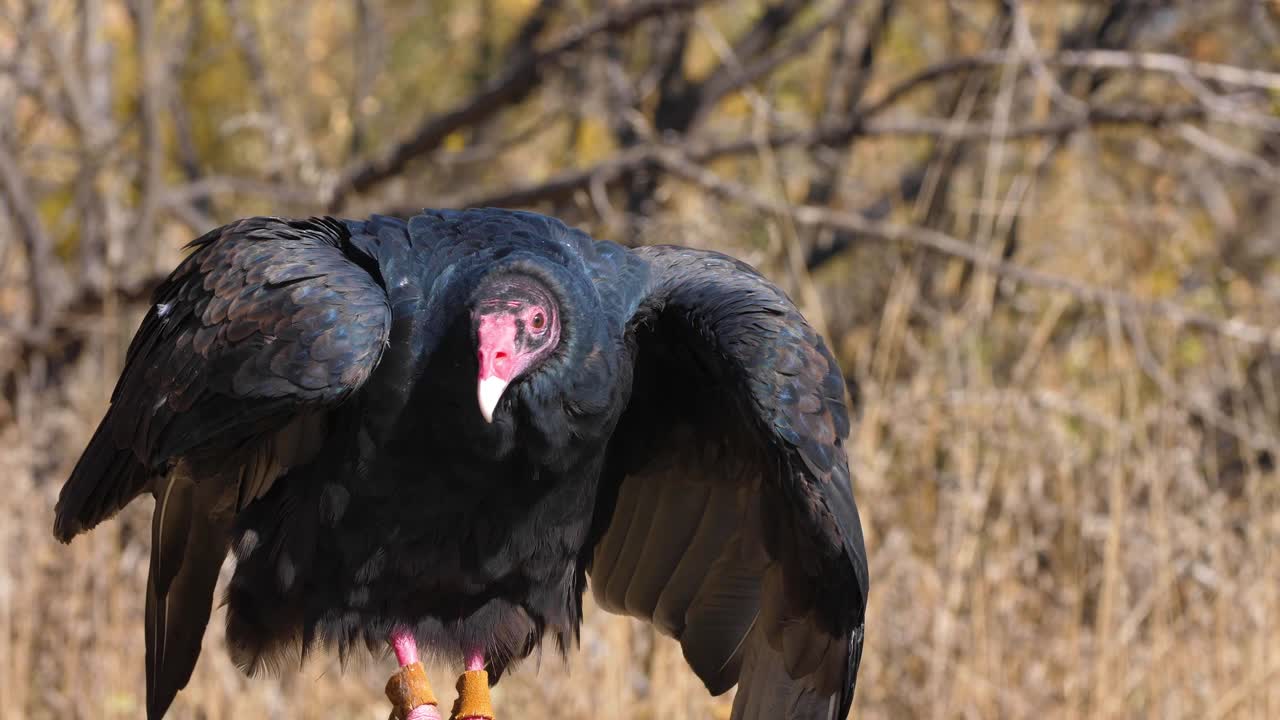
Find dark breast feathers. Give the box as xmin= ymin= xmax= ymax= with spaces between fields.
xmin=53 ymin=209 xmax=868 ymax=720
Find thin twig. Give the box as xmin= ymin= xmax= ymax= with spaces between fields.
xmin=1176 ymin=124 xmax=1280 ymax=180
xmin=857 ymin=48 xmax=1280 ymax=119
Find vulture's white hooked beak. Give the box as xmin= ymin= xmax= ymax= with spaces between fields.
xmin=475 ymin=313 xmax=520 ymax=424
xmin=477 ymin=376 xmax=508 ymax=424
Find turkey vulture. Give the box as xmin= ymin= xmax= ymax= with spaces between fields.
xmin=54 ymin=209 xmax=868 ymax=719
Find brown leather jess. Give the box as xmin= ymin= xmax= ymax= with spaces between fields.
xmin=450 ymin=669 xmax=495 ymax=720
xmin=385 ymin=661 xmax=437 ymax=720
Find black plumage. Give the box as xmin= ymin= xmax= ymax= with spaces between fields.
xmin=54 ymin=209 xmax=869 ymax=719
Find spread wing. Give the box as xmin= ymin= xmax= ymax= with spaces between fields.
xmin=53 ymin=216 xmax=392 ymax=719
xmin=589 ymin=246 xmax=868 ymax=720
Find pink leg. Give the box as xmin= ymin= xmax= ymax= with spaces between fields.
xmin=391 ymin=629 xmax=420 ymax=666
xmin=465 ymin=648 xmax=485 ymax=672
xmin=388 ymin=629 xmax=441 ymax=720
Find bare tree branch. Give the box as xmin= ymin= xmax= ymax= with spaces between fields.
xmin=421 ymin=102 xmax=1209 ymax=213
xmin=348 ymin=0 xmax=379 ymax=157
xmin=801 ymin=0 xmax=896 ymax=253
xmin=460 ymin=0 xmax=562 ymax=149
xmin=858 ymin=48 xmax=1280 ymax=119
xmin=687 ymin=0 xmax=853 ymax=129
xmin=618 ymin=0 xmax=813 ymax=228
xmin=328 ymin=0 xmax=709 ymax=211
xmin=851 ymin=103 xmax=1207 ymax=141
xmin=1055 ymin=49 xmax=1280 ymax=92
xmin=73 ymin=0 xmax=113 ymax=294
xmin=652 ymin=148 xmax=1280 ymax=350
xmin=1177 ymin=124 xmax=1280 ymax=180
xmin=0 ymin=137 xmax=59 ymax=335
xmin=502 ymin=0 xmax=562 ymax=61
xmin=226 ymin=0 xmax=281 ymax=118
xmin=127 ymin=0 xmax=164 ymax=246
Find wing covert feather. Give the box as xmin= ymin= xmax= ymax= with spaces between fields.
xmin=54 ymin=216 xmax=391 ymax=541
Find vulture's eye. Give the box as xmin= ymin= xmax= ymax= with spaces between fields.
xmin=530 ymin=312 xmax=547 ymax=332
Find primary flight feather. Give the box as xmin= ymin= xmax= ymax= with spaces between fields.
xmin=54 ymin=209 xmax=869 ymax=719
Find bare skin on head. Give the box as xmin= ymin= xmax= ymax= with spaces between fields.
xmin=472 ymin=276 xmax=561 ymax=422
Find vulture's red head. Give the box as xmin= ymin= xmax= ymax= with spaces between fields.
xmin=471 ymin=274 xmax=561 ymax=422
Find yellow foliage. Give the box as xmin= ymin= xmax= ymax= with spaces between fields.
xmin=573 ymin=117 xmax=615 ymax=164
xmin=444 ymin=130 xmax=467 ymax=152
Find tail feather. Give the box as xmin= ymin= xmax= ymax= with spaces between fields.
xmin=145 ymin=471 xmax=231 ymax=720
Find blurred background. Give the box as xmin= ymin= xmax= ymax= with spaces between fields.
xmin=3 ymin=0 xmax=1280 ymax=717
